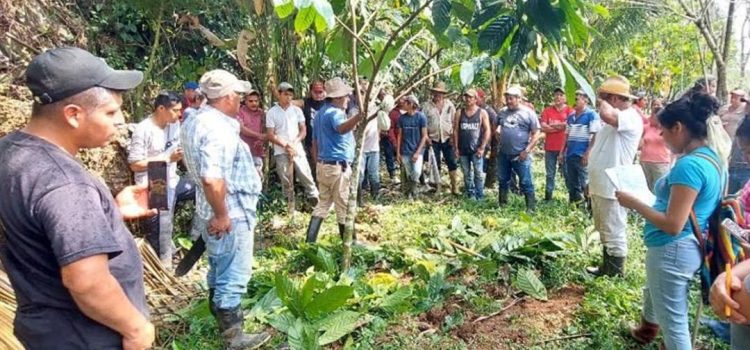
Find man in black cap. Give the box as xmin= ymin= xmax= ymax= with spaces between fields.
xmin=0 ymin=47 xmax=154 ymax=349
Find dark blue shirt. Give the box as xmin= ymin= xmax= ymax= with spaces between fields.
xmin=314 ymin=103 xmax=355 ymax=162
xmin=398 ymin=111 xmax=427 ymax=157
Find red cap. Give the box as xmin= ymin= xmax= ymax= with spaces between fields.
xmin=476 ymin=88 xmax=486 ymax=99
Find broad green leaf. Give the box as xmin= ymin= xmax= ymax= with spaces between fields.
xmin=301 ymin=273 xmax=327 ymax=308
xmin=477 ymin=16 xmax=517 ymax=55
xmin=326 ymin=33 xmax=351 ymax=63
xmin=471 ymin=1 xmax=506 ymax=29
xmin=288 ymin=318 xmax=321 ymax=350
xmin=275 ymin=274 xmax=304 ymax=316
xmin=294 ymin=6 xmax=317 ymax=33
xmin=268 ymin=311 xmax=297 ymax=333
xmin=559 ymin=0 xmax=589 ymax=45
xmin=451 ymin=0 xmax=474 ymax=23
xmin=305 ymin=285 xmax=354 ymax=319
xmin=315 ymin=310 xmax=362 ymax=345
xmin=460 ymin=60 xmax=475 ymax=86
xmin=248 ymin=288 xmax=282 ymax=321
xmin=432 ymin=0 xmax=452 ymax=34
xmin=273 ymin=0 xmax=295 ymax=18
xmin=514 ymin=269 xmax=548 ymax=301
xmin=312 ymin=0 xmax=335 ymax=31
xmin=560 ymin=55 xmax=595 ymax=104
xmin=378 ymin=285 xmax=412 ymax=314
xmin=367 ymin=272 xmax=398 ymax=292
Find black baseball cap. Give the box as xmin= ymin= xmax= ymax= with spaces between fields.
xmin=26 ymin=47 xmax=143 ymax=105
xmin=553 ymin=87 xmax=565 ymax=94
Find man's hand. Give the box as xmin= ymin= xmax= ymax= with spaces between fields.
xmin=397 ymin=153 xmax=402 ymax=164
xmin=285 ymin=144 xmax=297 ymax=158
xmin=411 ymin=153 xmax=419 ymax=163
xmin=476 ymin=148 xmax=485 ymax=158
xmin=122 ymin=321 xmax=155 ymax=350
xmin=554 ymin=123 xmax=566 ymax=131
xmin=558 ymin=152 xmax=565 ymax=163
xmin=116 ymin=185 xmax=158 ymax=220
xmin=710 ymin=272 xmax=748 ymax=323
xmin=169 ymin=148 xmax=184 ymax=163
xmin=519 ymin=150 xmax=529 ymax=161
xmin=581 ymin=153 xmax=589 ymax=167
xmin=208 ymin=214 xmax=232 ymax=238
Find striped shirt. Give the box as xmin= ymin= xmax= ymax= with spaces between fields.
xmin=181 ymin=105 xmax=261 ymax=229
xmin=565 ymin=107 xmax=600 ymax=157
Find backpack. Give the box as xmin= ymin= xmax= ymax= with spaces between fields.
xmin=689 ymin=152 xmax=747 ymax=304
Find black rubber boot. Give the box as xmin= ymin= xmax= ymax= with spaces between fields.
xmin=544 ymin=191 xmax=553 ymax=201
xmin=371 ymin=182 xmax=380 ymax=201
xmin=305 ymin=216 xmax=324 ymax=243
xmin=525 ymin=192 xmax=536 ymax=213
xmin=608 ymin=255 xmax=626 ymax=277
xmin=209 ymin=288 xmax=218 ymax=317
xmin=216 ymin=306 xmax=270 ymax=350
xmin=339 ymin=223 xmax=357 ymax=241
xmin=586 ymin=247 xmax=610 ymax=277
xmin=498 ymin=189 xmax=508 ymax=206
xmin=357 ymin=188 xmax=364 ymax=207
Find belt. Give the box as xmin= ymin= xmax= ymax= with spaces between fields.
xmin=319 ymin=160 xmax=349 ymax=167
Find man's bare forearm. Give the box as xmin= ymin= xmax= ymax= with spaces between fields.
xmin=202 ymin=178 xmax=228 ymax=217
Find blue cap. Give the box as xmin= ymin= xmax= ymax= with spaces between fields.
xmin=184 ymin=81 xmax=199 ymax=90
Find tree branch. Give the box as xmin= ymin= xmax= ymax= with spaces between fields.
xmin=395 ymin=63 xmax=460 ymax=101
xmin=396 ymin=47 xmax=444 ymax=93
xmin=335 ymin=16 xmax=377 ymax=68
xmin=358 ymin=1 xmax=387 ymax=36
xmin=363 ymin=0 xmax=435 ymax=113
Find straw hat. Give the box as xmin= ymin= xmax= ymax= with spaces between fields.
xmin=429 ymin=82 xmax=449 ymax=93
xmin=504 ymin=86 xmax=523 ymax=97
xmin=325 ymin=77 xmax=353 ymax=99
xmin=597 ymin=75 xmax=636 ymax=100
xmin=464 ymin=88 xmax=478 ymax=98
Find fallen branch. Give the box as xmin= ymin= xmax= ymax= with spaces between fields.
xmin=426 ymin=248 xmax=457 ymax=257
xmin=472 ymin=297 xmax=523 ymax=324
xmin=533 ymin=333 xmax=592 ymax=345
xmin=447 ymin=240 xmax=486 ymax=259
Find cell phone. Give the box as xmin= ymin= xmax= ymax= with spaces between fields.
xmin=147 ymin=161 xmax=169 ymax=211
xmin=722 ymin=218 xmax=750 ymax=243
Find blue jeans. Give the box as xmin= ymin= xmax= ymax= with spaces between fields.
xmin=565 ymin=155 xmax=588 ymax=202
xmin=497 ymin=153 xmax=534 ymax=195
xmin=144 ymin=177 xmax=196 ymax=261
xmin=642 ymin=237 xmax=702 ymax=350
xmin=401 ymin=154 xmax=423 ymax=194
xmin=380 ymin=135 xmax=396 ymax=178
xmin=360 ymin=151 xmax=380 ymax=188
xmin=205 ymin=218 xmax=255 ymax=309
xmin=729 ymin=167 xmax=750 ymax=194
xmin=425 ymin=140 xmax=458 ymax=172
xmin=544 ymin=151 xmax=561 ymax=196
xmin=460 ymin=154 xmax=485 ymax=199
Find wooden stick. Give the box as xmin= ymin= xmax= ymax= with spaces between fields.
xmin=448 ymin=240 xmax=487 ymax=259
xmin=533 ymin=333 xmax=591 ymax=345
xmin=472 ymin=297 xmax=523 ymax=324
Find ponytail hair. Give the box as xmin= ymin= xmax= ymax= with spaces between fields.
xmin=657 ymin=92 xmax=719 ymax=139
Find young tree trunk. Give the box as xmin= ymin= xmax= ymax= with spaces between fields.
xmin=133 ymin=4 xmax=163 ymax=121
xmin=716 ymin=0 xmax=736 ymax=101
xmin=740 ymin=5 xmax=750 ymax=84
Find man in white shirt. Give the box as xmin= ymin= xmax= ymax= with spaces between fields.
xmin=423 ymin=82 xmax=459 ymax=194
xmin=128 ymin=91 xmax=195 ymax=267
xmin=266 ymin=82 xmax=319 ymax=212
xmin=586 ymin=76 xmax=643 ymax=277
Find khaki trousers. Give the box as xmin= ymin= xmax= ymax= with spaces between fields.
xmin=312 ymin=163 xmax=352 ymax=223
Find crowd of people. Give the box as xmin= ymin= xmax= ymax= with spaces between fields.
xmin=5 ymin=46 xmax=750 ymax=350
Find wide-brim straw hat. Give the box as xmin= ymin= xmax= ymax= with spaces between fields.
xmin=429 ymin=82 xmax=449 ymax=93
xmin=325 ymin=77 xmax=353 ymax=99
xmin=597 ymin=75 xmax=636 ymax=100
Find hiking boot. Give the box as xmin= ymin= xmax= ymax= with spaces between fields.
xmin=498 ymin=189 xmax=509 ymax=206
xmin=525 ymin=192 xmax=536 ymax=213
xmin=628 ymin=316 xmax=660 ymax=344
xmin=216 ymin=306 xmax=270 ymax=350
xmin=449 ymin=170 xmax=459 ymax=195
xmin=305 ymin=216 xmax=324 ymax=243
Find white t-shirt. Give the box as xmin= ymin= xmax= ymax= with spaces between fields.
xmin=266 ymin=104 xmax=306 ymax=156
xmin=128 ymin=117 xmax=181 ymax=188
xmin=363 ymin=119 xmax=380 ymax=153
xmin=587 ymin=107 xmax=643 ymax=199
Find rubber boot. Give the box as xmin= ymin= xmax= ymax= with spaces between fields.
xmin=305 ymin=217 xmax=324 ymax=243
xmin=629 ymin=316 xmax=660 ymax=344
xmin=216 ymin=306 xmax=270 ymax=350
xmin=608 ymin=255 xmax=626 ymax=277
xmin=544 ymin=190 xmax=553 ymax=201
xmin=371 ymin=181 xmax=380 ymax=201
xmin=357 ymin=187 xmax=364 ymax=207
xmin=339 ymin=223 xmax=357 ymax=241
xmin=498 ymin=189 xmax=508 ymax=206
xmin=449 ymin=170 xmax=459 ymax=195
xmin=525 ymin=192 xmax=536 ymax=213
xmin=209 ymin=288 xmax=218 ymax=318
xmin=586 ymin=247 xmax=611 ymax=277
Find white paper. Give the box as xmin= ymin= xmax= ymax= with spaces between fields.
xmin=605 ymin=164 xmax=656 ymax=205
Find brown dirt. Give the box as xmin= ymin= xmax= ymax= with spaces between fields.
xmin=456 ymin=285 xmax=585 ymax=349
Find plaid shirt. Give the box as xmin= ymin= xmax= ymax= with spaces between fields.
xmin=181 ymin=106 xmax=261 ymax=226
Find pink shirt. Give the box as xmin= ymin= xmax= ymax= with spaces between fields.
xmin=640 ymin=121 xmax=671 ymax=163
xmin=742 ymin=180 xmax=750 ymax=225
xmin=236 ymin=106 xmax=267 ymax=158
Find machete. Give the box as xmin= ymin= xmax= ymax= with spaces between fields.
xmin=174 ymin=193 xmax=266 ymax=277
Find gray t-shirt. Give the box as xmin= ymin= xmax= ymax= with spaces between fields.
xmin=0 ymin=131 xmax=147 ymax=348
xmin=497 ymin=106 xmax=539 ymax=155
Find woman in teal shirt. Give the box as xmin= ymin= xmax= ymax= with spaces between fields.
xmin=617 ymin=92 xmax=722 ymax=350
